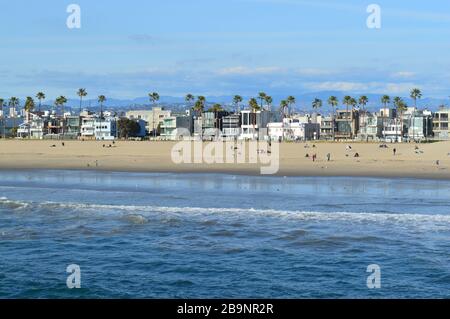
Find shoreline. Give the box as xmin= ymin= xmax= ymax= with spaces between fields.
xmin=1 ymin=166 xmax=450 ymax=181
xmin=1 ymin=140 xmax=450 ymax=180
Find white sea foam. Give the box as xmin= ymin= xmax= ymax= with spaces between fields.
xmin=1 ymin=197 xmax=450 ymax=225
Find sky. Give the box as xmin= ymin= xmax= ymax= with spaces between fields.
xmin=1 ymin=0 xmax=450 ymax=100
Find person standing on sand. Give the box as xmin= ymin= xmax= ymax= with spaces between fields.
xmin=327 ymin=153 xmax=331 ymax=162
xmin=393 ymin=148 xmax=397 ymax=156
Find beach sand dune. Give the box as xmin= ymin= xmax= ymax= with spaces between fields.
xmin=1 ymin=140 xmax=450 ymax=179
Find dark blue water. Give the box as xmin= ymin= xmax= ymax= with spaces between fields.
xmin=0 ymin=170 xmax=449 ymax=298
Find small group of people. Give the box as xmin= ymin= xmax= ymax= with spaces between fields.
xmin=305 ymin=153 xmax=332 ymax=162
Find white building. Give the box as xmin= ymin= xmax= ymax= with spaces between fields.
xmin=268 ymin=119 xmax=320 ymax=141
xmin=382 ymin=119 xmax=403 ymax=143
xmin=95 ymin=117 xmax=117 ymax=140
xmin=126 ymin=107 xmax=171 ymax=136
xmin=81 ymin=116 xmax=96 ymax=140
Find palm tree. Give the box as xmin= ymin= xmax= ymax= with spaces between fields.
xmin=312 ymin=98 xmax=322 ymax=113
xmin=342 ymin=96 xmax=353 ymax=139
xmin=36 ymin=92 xmax=45 ymax=112
xmin=264 ymin=96 xmax=273 ymax=111
xmin=55 ymin=96 xmax=68 ymax=135
xmin=410 ymin=88 xmax=422 ymax=108
xmin=327 ymin=96 xmax=339 ymax=141
xmin=210 ymin=103 xmax=224 ymax=112
xmin=410 ymin=88 xmax=422 ymax=141
xmin=185 ymin=94 xmax=195 ymax=112
xmin=24 ymin=97 xmax=35 ymax=139
xmin=279 ymin=100 xmax=289 ymax=119
xmin=380 ymin=95 xmax=391 ymax=140
xmin=381 ymin=95 xmax=390 ymax=109
xmin=358 ymin=96 xmax=369 ymax=138
xmin=258 ymin=92 xmax=267 ymax=110
xmin=342 ymin=96 xmax=352 ymax=116
xmin=286 ymin=96 xmax=296 ymax=117
xmin=210 ymin=104 xmax=224 ymax=129
xmin=233 ymin=95 xmax=243 ymax=113
xmin=148 ymin=92 xmax=160 ymax=138
xmin=8 ymin=97 xmax=19 ymax=136
xmin=77 ymin=88 xmax=88 ymax=114
xmin=193 ymin=96 xmax=206 ymax=117
xmin=0 ymin=98 xmax=4 ymax=139
xmin=97 ymin=95 xmax=106 ymax=139
xmin=249 ymin=98 xmax=260 ymax=112
xmin=393 ymin=97 xmax=405 ymax=141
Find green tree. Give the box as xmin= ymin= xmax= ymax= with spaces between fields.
xmin=249 ymin=98 xmax=260 ymax=112
xmin=358 ymin=96 xmax=369 ymax=138
xmin=279 ymin=100 xmax=289 ymax=119
xmin=233 ymin=95 xmax=243 ymax=113
xmin=410 ymin=88 xmax=422 ymax=108
xmin=264 ymin=96 xmax=273 ymax=111
xmin=149 ymin=92 xmax=160 ymax=137
xmin=327 ymin=96 xmax=339 ymax=141
xmin=55 ymin=96 xmax=68 ymax=135
xmin=185 ymin=94 xmax=195 ymax=113
xmin=118 ymin=118 xmax=140 ymax=139
xmin=394 ymin=97 xmax=407 ymax=141
xmin=312 ymin=98 xmax=322 ymax=112
xmin=24 ymin=97 xmax=35 ymax=139
xmin=193 ymin=96 xmax=206 ymax=117
xmin=9 ymin=97 xmax=20 ymax=136
xmin=258 ymin=92 xmax=267 ymax=110
xmin=286 ymin=96 xmax=296 ymax=117
xmin=381 ymin=95 xmax=391 ymax=108
xmin=209 ymin=103 xmax=224 ymax=112
xmin=36 ymin=92 xmax=45 ymax=112
xmin=77 ymin=88 xmax=88 ymax=113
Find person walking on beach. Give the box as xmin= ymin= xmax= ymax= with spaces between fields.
xmin=393 ymin=148 xmax=397 ymax=156
xmin=312 ymin=154 xmax=317 ymax=162
xmin=327 ymin=153 xmax=331 ymax=162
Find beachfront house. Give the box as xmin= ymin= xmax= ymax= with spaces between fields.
xmin=268 ymin=118 xmax=320 ymax=141
xmin=358 ymin=113 xmax=383 ymax=142
xmin=65 ymin=116 xmax=81 ymax=139
xmin=17 ymin=112 xmax=47 ymax=139
xmin=94 ymin=117 xmax=117 ymax=140
xmin=81 ymin=116 xmax=96 ymax=140
xmin=433 ymin=106 xmax=450 ymax=140
xmin=240 ymin=110 xmax=280 ymax=140
xmin=126 ymin=107 xmax=171 ymax=137
xmin=334 ymin=109 xmax=359 ymax=140
xmin=221 ymin=114 xmax=241 ymax=140
xmin=403 ymin=108 xmax=433 ymax=141
xmin=320 ymin=115 xmax=334 ymax=140
xmin=160 ymin=112 xmax=194 ymax=140
xmin=382 ymin=119 xmax=403 ymax=143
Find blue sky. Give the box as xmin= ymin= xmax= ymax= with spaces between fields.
xmin=1 ymin=0 xmax=450 ymax=100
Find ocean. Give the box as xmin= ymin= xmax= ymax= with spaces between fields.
xmin=0 ymin=170 xmax=449 ymax=298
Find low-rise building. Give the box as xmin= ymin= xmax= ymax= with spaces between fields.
xmin=221 ymin=114 xmax=241 ymax=139
xmin=94 ymin=117 xmax=117 ymax=140
xmin=433 ymin=106 xmax=450 ymax=140
xmin=335 ymin=109 xmax=359 ymax=140
xmin=160 ymin=113 xmax=194 ymax=140
xmin=126 ymin=107 xmax=171 ymax=136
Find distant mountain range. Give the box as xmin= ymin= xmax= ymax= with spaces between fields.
xmin=36 ymin=91 xmax=450 ymax=113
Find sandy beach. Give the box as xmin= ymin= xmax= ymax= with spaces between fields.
xmin=0 ymin=140 xmax=450 ymax=179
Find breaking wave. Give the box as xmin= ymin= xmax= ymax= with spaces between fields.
xmin=1 ymin=197 xmax=450 ymax=225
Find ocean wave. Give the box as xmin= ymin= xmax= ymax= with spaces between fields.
xmin=1 ymin=197 xmax=450 ymax=225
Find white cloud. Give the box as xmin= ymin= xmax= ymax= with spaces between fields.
xmin=305 ymin=81 xmax=419 ymax=95
xmin=305 ymin=81 xmax=370 ymax=92
xmin=391 ymin=71 xmax=416 ymax=79
xmin=217 ymin=66 xmax=284 ymax=76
